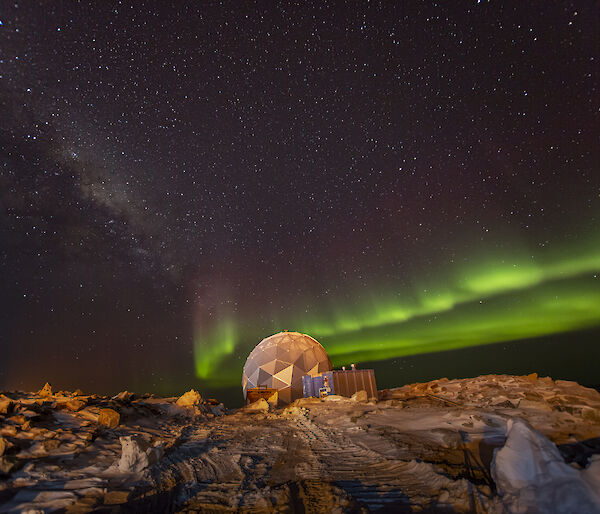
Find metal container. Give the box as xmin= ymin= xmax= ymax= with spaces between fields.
xmin=246 ymin=386 xmax=278 ymax=406
xmin=302 ymin=368 xmax=377 ymax=399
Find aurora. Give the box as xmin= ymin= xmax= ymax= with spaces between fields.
xmin=194 ymin=234 xmax=600 ymax=386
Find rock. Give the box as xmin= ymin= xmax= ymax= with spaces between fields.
xmin=104 ymin=491 xmax=131 ymax=505
xmin=0 ymin=456 xmax=15 ymax=475
xmin=0 ymin=397 xmax=13 ymax=414
xmin=98 ymin=408 xmax=120 ymax=428
xmin=210 ymin=404 xmax=226 ymax=416
xmin=42 ymin=439 xmax=61 ymax=452
xmin=351 ymin=390 xmax=368 ymax=402
xmin=73 ymin=389 xmax=84 ymax=396
xmin=518 ymin=399 xmax=553 ymax=411
xmin=245 ymin=398 xmax=269 ymax=412
xmin=0 ymin=437 xmax=6 ymax=456
xmin=582 ymin=406 xmax=600 ymax=422
xmin=526 ymin=372 xmax=538 ymax=382
xmin=1 ymin=426 xmax=17 ymax=437
xmin=116 ymin=436 xmax=164 ymax=473
xmin=38 ymin=382 xmax=53 ymax=397
xmin=65 ymin=400 xmax=86 ymax=412
xmin=112 ymin=390 xmax=134 ymax=402
xmin=176 ymin=389 xmax=202 ymax=408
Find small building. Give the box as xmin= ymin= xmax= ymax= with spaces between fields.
xmin=302 ymin=366 xmax=378 ymax=400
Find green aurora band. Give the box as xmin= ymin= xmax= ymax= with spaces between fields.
xmin=194 ymin=236 xmax=600 ymax=387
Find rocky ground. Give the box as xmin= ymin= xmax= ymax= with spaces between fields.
xmin=0 ymin=374 xmax=599 ymax=513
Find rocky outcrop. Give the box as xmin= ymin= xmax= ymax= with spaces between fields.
xmin=0 ymin=374 xmax=598 ymax=512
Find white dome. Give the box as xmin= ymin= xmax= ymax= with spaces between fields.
xmin=242 ymin=331 xmax=332 ymax=405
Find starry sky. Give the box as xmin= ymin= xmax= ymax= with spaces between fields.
xmin=1 ymin=1 xmax=598 ymax=403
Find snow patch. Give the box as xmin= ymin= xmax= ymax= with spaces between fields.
xmin=491 ymin=417 xmax=600 ymax=513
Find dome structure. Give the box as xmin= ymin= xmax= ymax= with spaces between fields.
xmin=242 ymin=331 xmax=333 ymax=406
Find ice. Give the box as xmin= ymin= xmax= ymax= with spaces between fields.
xmin=491 ymin=418 xmax=600 ymax=513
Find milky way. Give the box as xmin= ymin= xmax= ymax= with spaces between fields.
xmin=1 ymin=2 xmax=598 ymax=400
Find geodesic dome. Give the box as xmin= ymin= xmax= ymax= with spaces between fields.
xmin=242 ymin=331 xmax=332 ymax=406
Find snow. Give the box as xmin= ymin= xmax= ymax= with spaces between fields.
xmin=491 ymin=418 xmax=600 ymax=513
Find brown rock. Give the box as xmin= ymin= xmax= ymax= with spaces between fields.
xmin=113 ymin=390 xmax=134 ymax=402
xmin=582 ymin=407 xmax=600 ymax=422
xmin=103 ymin=491 xmax=131 ymax=505
xmin=176 ymin=389 xmax=202 ymax=408
xmin=38 ymin=382 xmax=53 ymax=397
xmin=98 ymin=408 xmax=120 ymax=428
xmin=73 ymin=389 xmax=84 ymax=396
xmin=526 ymin=373 xmax=538 ymax=382
xmin=0 ymin=398 xmax=13 ymax=415
xmin=43 ymin=439 xmax=60 ymax=451
xmin=0 ymin=437 xmax=6 ymax=456
xmin=8 ymin=415 xmax=26 ymax=425
xmin=0 ymin=426 xmax=17 ymax=437
xmin=0 ymin=457 xmax=14 ymax=475
xmin=351 ymin=390 xmax=368 ymax=402
xmin=66 ymin=400 xmax=86 ymax=412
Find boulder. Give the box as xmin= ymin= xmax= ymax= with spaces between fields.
xmin=176 ymin=389 xmax=202 ymax=408
xmin=0 ymin=397 xmax=13 ymax=415
xmin=245 ymin=398 xmax=269 ymax=412
xmin=351 ymin=390 xmax=368 ymax=402
xmin=66 ymin=400 xmax=86 ymax=412
xmin=113 ymin=391 xmax=134 ymax=402
xmin=38 ymin=382 xmax=53 ymax=397
xmin=0 ymin=426 xmax=17 ymax=437
xmin=98 ymin=408 xmax=120 ymax=428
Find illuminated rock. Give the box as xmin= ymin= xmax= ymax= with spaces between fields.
xmin=98 ymin=408 xmax=120 ymax=428
xmin=38 ymin=382 xmax=52 ymax=397
xmin=65 ymin=400 xmax=86 ymax=412
xmin=242 ymin=331 xmax=332 ymax=406
xmin=176 ymin=389 xmax=202 ymax=408
xmin=0 ymin=397 xmax=13 ymax=415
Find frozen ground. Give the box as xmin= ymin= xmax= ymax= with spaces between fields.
xmin=0 ymin=374 xmax=599 ymax=513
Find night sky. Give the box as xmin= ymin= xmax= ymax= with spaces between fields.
xmin=1 ymin=2 xmax=599 ymax=404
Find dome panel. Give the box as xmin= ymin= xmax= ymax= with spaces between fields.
xmin=241 ymin=331 xmax=332 ymax=405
